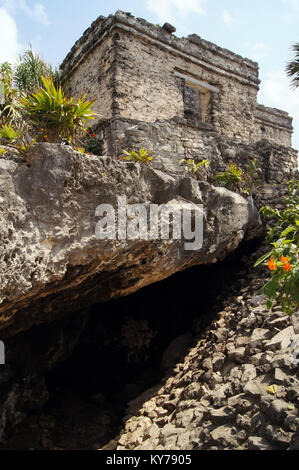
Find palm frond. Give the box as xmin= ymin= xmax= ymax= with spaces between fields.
xmin=286 ymin=43 xmax=299 ymax=89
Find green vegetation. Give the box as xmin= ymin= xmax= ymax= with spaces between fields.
xmin=286 ymin=43 xmax=299 ymax=89
xmin=214 ymin=159 xmax=260 ymax=196
xmin=254 ymin=180 xmax=299 ymax=316
xmin=0 ymin=49 xmax=97 ymax=159
xmin=82 ymin=129 xmax=102 ymax=155
xmin=14 ymin=49 xmax=61 ymax=95
xmin=180 ymin=158 xmax=209 ymax=177
xmin=0 ymin=62 xmax=21 ymax=125
xmin=19 ymin=76 xmax=96 ymax=143
xmin=120 ymin=148 xmax=154 ymax=163
xmin=0 ymin=123 xmax=24 ymax=142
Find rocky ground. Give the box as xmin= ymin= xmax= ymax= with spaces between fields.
xmin=3 ymin=244 xmax=298 ymax=451
xmin=116 ymin=248 xmax=299 ymax=451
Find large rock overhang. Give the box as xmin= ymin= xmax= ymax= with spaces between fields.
xmin=0 ymin=144 xmax=262 ymax=338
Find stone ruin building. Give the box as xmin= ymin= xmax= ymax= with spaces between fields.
xmin=1 ymin=11 xmax=299 ymax=451
xmin=61 ymin=10 xmax=298 ymax=182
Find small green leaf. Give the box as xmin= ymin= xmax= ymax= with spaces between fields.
xmin=254 ymin=250 xmax=272 ymax=267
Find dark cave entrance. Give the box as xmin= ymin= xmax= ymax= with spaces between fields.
xmin=3 ymin=238 xmax=262 ymax=450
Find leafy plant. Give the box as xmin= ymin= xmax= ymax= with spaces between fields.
xmin=0 ymin=62 xmax=21 ymax=125
xmin=73 ymin=146 xmax=87 ymax=154
xmin=254 ymin=180 xmax=299 ymax=316
xmin=286 ymin=42 xmax=299 ymax=89
xmin=19 ymin=76 xmax=97 ymax=143
xmin=0 ymin=123 xmax=35 ymax=160
xmin=120 ymin=148 xmax=154 ymax=163
xmin=214 ymin=159 xmax=260 ymax=195
xmin=214 ymin=162 xmax=243 ymax=192
xmin=13 ymin=136 xmax=36 ymax=159
xmin=180 ymin=158 xmax=209 ymax=176
xmin=244 ymin=158 xmax=260 ymax=195
xmin=0 ymin=148 xmax=7 ymax=155
xmin=81 ymin=129 xmax=101 ymax=155
xmin=0 ymin=123 xmax=24 ymax=142
xmin=15 ymin=49 xmax=61 ymax=95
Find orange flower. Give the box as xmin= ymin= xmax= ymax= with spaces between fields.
xmin=92 ymin=133 xmax=96 ymax=138
xmin=281 ymin=256 xmax=289 ymax=263
xmin=283 ymin=262 xmax=291 ymax=272
xmin=268 ymin=258 xmax=277 ymax=271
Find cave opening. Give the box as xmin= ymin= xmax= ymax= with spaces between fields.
xmin=2 ymin=238 xmax=262 ymax=450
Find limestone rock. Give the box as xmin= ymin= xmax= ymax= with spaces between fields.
xmin=0 ymin=144 xmax=262 ymax=337
xmin=247 ymin=436 xmax=273 ymax=450
xmin=266 ymin=326 xmax=295 ymax=352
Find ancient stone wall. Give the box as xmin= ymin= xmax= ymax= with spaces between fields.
xmin=94 ymin=116 xmax=298 ymax=183
xmin=61 ymin=11 xmax=294 ymax=150
xmin=255 ymin=105 xmax=294 ymax=147
xmin=61 ymin=10 xmax=297 ymax=184
xmin=65 ymin=36 xmax=115 ymax=119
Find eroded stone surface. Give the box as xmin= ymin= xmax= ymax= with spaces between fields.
xmin=0 ymin=144 xmax=261 ymax=337
xmin=116 ymin=251 xmax=299 ymax=451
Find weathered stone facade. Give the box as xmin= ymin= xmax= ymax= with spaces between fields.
xmin=61 ymin=10 xmax=297 ymax=177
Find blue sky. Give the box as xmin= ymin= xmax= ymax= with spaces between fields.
xmin=0 ymin=0 xmax=299 ymax=150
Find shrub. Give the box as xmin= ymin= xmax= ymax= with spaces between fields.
xmin=0 ymin=62 xmax=21 ymax=125
xmin=14 ymin=49 xmax=62 ymax=95
xmin=254 ymin=180 xmax=299 ymax=315
xmin=214 ymin=159 xmax=260 ymax=195
xmin=0 ymin=123 xmax=35 ymax=160
xmin=180 ymin=158 xmax=209 ymax=178
xmin=120 ymin=148 xmax=154 ymax=163
xmin=0 ymin=123 xmax=25 ymax=142
xmin=81 ymin=129 xmax=102 ymax=155
xmin=19 ymin=76 xmax=97 ymax=143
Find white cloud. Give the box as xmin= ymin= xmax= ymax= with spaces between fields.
xmin=259 ymin=69 xmax=299 ymax=150
xmin=281 ymin=0 xmax=299 ymax=22
xmin=0 ymin=6 xmax=22 ymax=63
xmin=222 ymin=10 xmax=234 ymax=27
xmin=0 ymin=0 xmax=49 ymax=63
xmin=0 ymin=0 xmax=16 ymax=13
xmin=281 ymin=0 xmax=299 ymax=10
xmin=245 ymin=42 xmax=270 ymax=62
xmin=146 ymin=0 xmax=206 ymax=24
xmin=19 ymin=0 xmax=49 ymax=25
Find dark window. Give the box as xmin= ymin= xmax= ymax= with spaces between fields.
xmin=181 ymin=80 xmax=211 ymax=124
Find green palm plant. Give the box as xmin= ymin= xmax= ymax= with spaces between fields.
xmin=15 ymin=49 xmax=61 ymax=94
xmin=180 ymin=158 xmax=209 ymax=175
xmin=0 ymin=62 xmax=21 ymax=125
xmin=286 ymin=43 xmax=299 ymax=89
xmin=19 ymin=76 xmax=97 ymax=143
xmin=120 ymin=148 xmax=154 ymax=163
xmin=0 ymin=123 xmax=35 ymax=160
xmin=0 ymin=123 xmax=24 ymax=142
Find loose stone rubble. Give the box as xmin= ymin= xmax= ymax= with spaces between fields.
xmin=116 ymin=250 xmax=299 ymax=450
